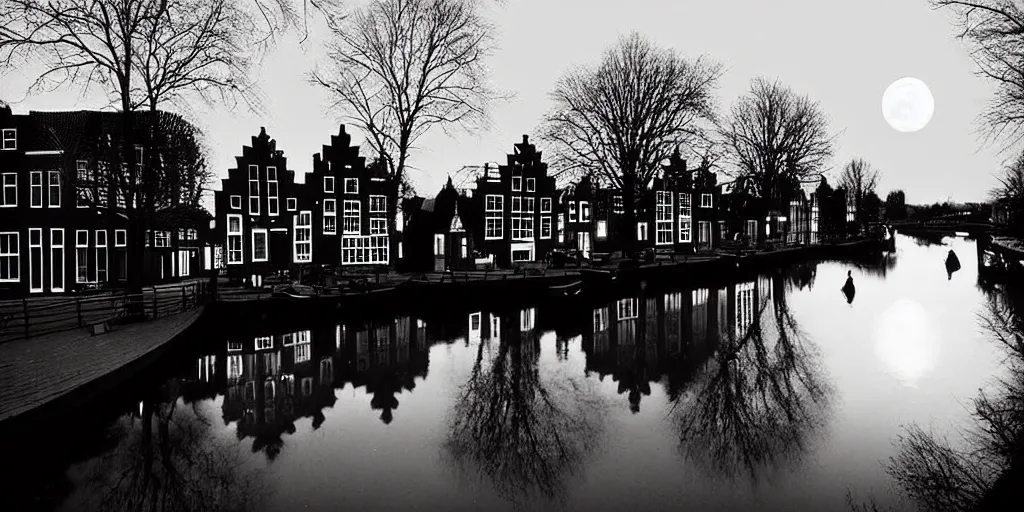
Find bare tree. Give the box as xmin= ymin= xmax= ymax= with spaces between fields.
xmin=540 ymin=32 xmax=723 ymax=252
xmin=990 ymin=149 xmax=1024 ymax=236
xmin=720 ymin=77 xmax=839 ymax=210
xmin=310 ymin=0 xmax=500 ymax=246
xmin=930 ymin=1 xmax=1024 ymax=150
xmin=838 ymin=158 xmax=880 ymax=223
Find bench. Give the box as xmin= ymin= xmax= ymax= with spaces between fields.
xmin=654 ymin=248 xmax=676 ymax=262
xmin=88 ymin=321 xmax=111 ymax=336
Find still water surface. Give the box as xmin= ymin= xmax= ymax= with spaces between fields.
xmin=20 ymin=234 xmax=1017 ymax=511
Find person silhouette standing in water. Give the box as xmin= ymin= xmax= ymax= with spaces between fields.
xmin=842 ymin=270 xmax=856 ymax=304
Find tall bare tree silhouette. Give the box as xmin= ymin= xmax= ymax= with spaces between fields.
xmin=444 ymin=328 xmax=607 ymax=510
xmin=670 ymin=275 xmax=834 ymax=483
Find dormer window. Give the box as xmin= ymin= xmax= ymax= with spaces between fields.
xmin=1 ymin=129 xmax=15 ymax=150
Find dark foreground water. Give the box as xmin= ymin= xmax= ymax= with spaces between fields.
xmin=4 ymin=233 xmax=1019 ymax=512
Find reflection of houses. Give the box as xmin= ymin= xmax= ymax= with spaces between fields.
xmin=220 ymin=327 xmax=338 ymax=458
xmin=401 ymin=177 xmax=479 ymax=271
xmin=470 ymin=135 xmax=559 ymax=268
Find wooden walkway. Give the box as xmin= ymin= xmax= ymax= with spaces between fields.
xmin=0 ymin=308 xmax=203 ymax=425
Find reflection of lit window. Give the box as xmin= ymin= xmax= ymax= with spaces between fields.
xmin=320 ymin=357 xmax=333 ymax=383
xmin=520 ymin=308 xmax=535 ymax=331
xmin=255 ymin=336 xmax=273 ymax=351
xmin=227 ymin=355 xmax=244 ymax=379
xmin=469 ymin=312 xmax=482 ymax=343
xmin=593 ymin=307 xmax=609 ymax=332
xmin=597 ymin=220 xmax=607 ymax=239
xmin=294 ymin=343 xmax=311 ymax=363
xmin=301 ymin=377 xmax=313 ymax=397
xmin=228 ymin=341 xmax=243 ymax=352
xmin=281 ymin=374 xmax=295 ymax=396
xmin=617 ymin=298 xmax=638 ymax=320
xmin=489 ymin=314 xmax=501 ymax=342
xmin=244 ymin=381 xmax=256 ymax=401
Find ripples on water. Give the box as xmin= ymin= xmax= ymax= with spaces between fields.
xmin=3 ymin=234 xmax=1020 ymax=512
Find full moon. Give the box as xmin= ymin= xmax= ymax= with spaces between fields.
xmin=882 ymin=77 xmax=935 ymax=133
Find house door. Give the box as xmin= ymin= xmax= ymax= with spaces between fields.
xmin=446 ymin=233 xmax=467 ymax=270
xmin=433 ymin=234 xmax=445 ymax=272
xmin=577 ymin=231 xmax=591 ymax=259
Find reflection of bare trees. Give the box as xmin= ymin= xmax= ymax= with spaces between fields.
xmin=69 ymin=382 xmax=267 ymax=512
xmin=848 ymin=251 xmax=899 ymax=279
xmin=850 ymin=286 xmax=1024 ymax=511
xmin=444 ymin=331 xmax=605 ymax=510
xmin=671 ymin=276 xmax=833 ymax=482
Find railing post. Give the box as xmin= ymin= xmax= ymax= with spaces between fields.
xmin=76 ymin=296 xmax=83 ymax=327
xmin=22 ymin=298 xmax=29 ymax=338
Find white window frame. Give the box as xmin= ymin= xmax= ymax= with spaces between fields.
xmin=266 ymin=166 xmax=279 ymax=216
xmin=230 ymin=195 xmax=241 ymax=209
xmin=511 ymin=216 xmax=534 ymax=241
xmin=294 ymin=210 xmax=312 ymax=263
xmin=485 ymin=194 xmax=503 ymax=240
xmin=369 ymin=195 xmax=387 ymax=213
xmin=47 ymin=171 xmax=61 ymax=208
xmin=0 ymin=232 xmax=18 ymax=282
xmin=679 ymin=192 xmax=692 ymax=243
xmin=579 ymin=200 xmax=590 ymax=222
xmin=226 ymin=214 xmax=243 ymax=265
xmin=343 ymin=200 xmax=361 ymax=235
xmin=698 ymin=221 xmax=711 ymax=244
xmin=637 ymin=222 xmax=649 ymax=241
xmin=512 ymin=175 xmax=522 ymax=192
xmin=655 ymin=191 xmax=673 ymax=245
xmin=540 ymin=216 xmax=552 ymax=239
xmin=526 ymin=177 xmax=536 ymax=193
xmin=50 ymin=228 xmax=64 ymax=292
xmin=324 ymin=176 xmax=335 ymax=193
xmin=341 ymin=235 xmax=389 ymax=265
xmin=613 ymin=195 xmax=624 ymax=214
xmin=569 ymin=200 xmax=577 ymax=222
xmin=154 ymin=231 xmax=170 ymax=248
xmin=524 ymin=197 xmax=535 ymax=213
xmin=512 ymin=196 xmax=521 ymax=213
xmin=248 ymin=165 xmax=260 ymax=215
xmin=255 ymin=336 xmax=273 ymax=351
xmin=251 ymin=228 xmax=269 ymax=262
xmin=115 ymin=229 xmax=127 ymax=248
xmin=1 ymin=128 xmax=15 ymax=150
xmin=287 ymin=197 xmax=297 ymax=211
xmin=344 ymin=178 xmax=358 ymax=195
xmin=597 ymin=220 xmax=608 ymax=239
xmin=1 ymin=173 xmax=15 ymax=207
xmin=370 ymin=218 xmax=387 ymax=235
xmin=323 ymin=198 xmax=337 ymax=235
xmin=30 ymin=171 xmax=43 ymax=208
xmin=76 ymin=160 xmax=92 ymax=208
xmin=95 ymin=230 xmax=108 ymax=282
xmin=701 ymin=193 xmax=713 ymax=208
xmin=28 ymin=228 xmax=42 ymax=293
xmin=75 ymin=230 xmax=90 ymax=284
xmin=540 ymin=197 xmax=551 ymax=213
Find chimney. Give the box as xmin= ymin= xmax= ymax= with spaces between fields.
xmin=259 ymin=127 xmax=267 ymax=137
xmin=522 ymin=134 xmax=529 ymax=145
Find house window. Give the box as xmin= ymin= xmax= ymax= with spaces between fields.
xmin=0 ymin=232 xmax=18 ymax=282
xmin=95 ymin=230 xmax=107 ymax=282
xmin=251 ymin=229 xmax=268 ymax=262
xmin=679 ymin=193 xmax=692 ymax=243
xmin=344 ymin=178 xmax=358 ymax=194
xmin=526 ymin=177 xmax=536 ymax=192
xmin=294 ymin=211 xmax=312 ymax=262
xmin=47 ymin=171 xmax=61 ymax=208
xmin=29 ymin=229 xmax=42 ymax=292
xmin=248 ymin=165 xmax=260 ymax=215
xmin=324 ymin=176 xmax=335 ymax=193
xmin=30 ymin=171 xmax=42 ymax=208
xmin=718 ymin=221 xmax=727 ymax=241
xmin=512 ymin=173 xmax=522 ymax=192
xmin=617 ymin=298 xmax=638 ymax=320
xmin=701 ymin=193 xmax=713 ymax=208
xmin=511 ymin=216 xmax=534 ymax=240
xmin=540 ymin=197 xmax=551 ymax=213
xmin=343 ymin=200 xmax=360 ymax=234
xmin=512 ymin=249 xmax=532 ymax=262
xmin=76 ymin=161 xmax=92 ymax=208
xmin=266 ymin=166 xmax=279 ymax=216
xmin=287 ymin=197 xmax=297 ymax=211
xmin=1 ymin=173 xmax=15 ymax=207
xmin=485 ymin=194 xmax=503 ymax=240
xmin=655 ymin=191 xmax=673 ymax=245
xmin=369 ymin=195 xmax=386 ymax=213
xmin=370 ymin=218 xmax=387 ymax=235
xmin=230 ymin=195 xmax=241 ymax=209
xmin=461 ymin=238 xmax=468 ymax=258
xmin=154 ymin=231 xmax=170 ymax=248
xmin=255 ymin=336 xmax=273 ymax=351
xmin=557 ymin=214 xmax=565 ymax=243
xmin=698 ymin=221 xmax=711 ymax=244
xmin=434 ymin=234 xmax=445 ymax=255
xmin=341 ymin=235 xmax=389 ymax=264
xmin=524 ymin=197 xmax=535 ymax=213
xmin=613 ymin=195 xmax=624 ymax=214
xmin=569 ymin=201 xmax=577 ymax=222
xmin=580 ymin=201 xmax=591 ymax=222
xmin=227 ymin=214 xmax=243 ymax=264
xmin=637 ymin=222 xmax=648 ymax=241
xmin=512 ymin=196 xmax=521 ymax=213
xmin=597 ymin=220 xmax=608 ymax=239
xmin=1 ymin=128 xmax=15 ymax=150
xmin=115 ymin=229 xmax=127 ymax=248
xmin=540 ymin=216 xmax=552 ymax=239
xmin=76 ymin=230 xmax=90 ymax=283
xmin=50 ymin=229 xmax=64 ymax=292
xmin=324 ymin=198 xmax=337 ymax=235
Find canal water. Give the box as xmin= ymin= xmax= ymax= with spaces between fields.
xmin=5 ymin=233 xmax=1017 ymax=512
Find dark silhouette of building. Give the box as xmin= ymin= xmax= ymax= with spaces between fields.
xmin=401 ymin=177 xmax=478 ymax=272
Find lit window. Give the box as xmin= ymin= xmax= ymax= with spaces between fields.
xmin=597 ymin=220 xmax=608 ymax=239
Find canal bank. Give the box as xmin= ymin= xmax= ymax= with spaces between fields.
xmin=0 ymin=308 xmax=212 ymax=439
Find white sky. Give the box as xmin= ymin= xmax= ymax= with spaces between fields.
xmin=0 ymin=0 xmax=1006 ymax=212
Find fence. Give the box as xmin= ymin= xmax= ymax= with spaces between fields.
xmin=0 ymin=281 xmax=210 ymax=344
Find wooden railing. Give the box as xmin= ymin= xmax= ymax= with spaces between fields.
xmin=0 ymin=281 xmax=210 ymax=344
